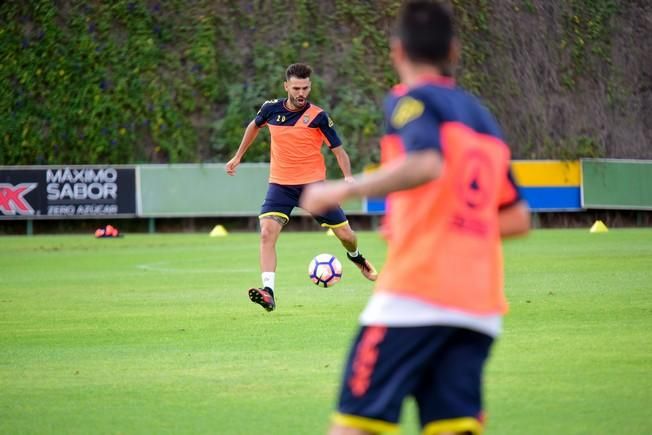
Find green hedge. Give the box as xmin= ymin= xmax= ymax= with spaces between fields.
xmin=1 ymin=0 xmax=628 ymax=172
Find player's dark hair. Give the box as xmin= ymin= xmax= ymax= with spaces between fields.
xmin=395 ymin=1 xmax=455 ymax=67
xmin=285 ymin=63 xmax=312 ymax=80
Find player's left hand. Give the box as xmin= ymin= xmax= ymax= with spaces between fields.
xmin=344 ymin=176 xmax=355 ymax=183
xmin=301 ymin=181 xmax=352 ymax=215
xmin=225 ymin=156 xmax=241 ymax=176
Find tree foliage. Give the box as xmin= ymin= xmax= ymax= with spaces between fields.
xmin=1 ymin=0 xmax=649 ymax=170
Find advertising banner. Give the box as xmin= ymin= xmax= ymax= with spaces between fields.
xmin=0 ymin=166 xmax=136 ymax=219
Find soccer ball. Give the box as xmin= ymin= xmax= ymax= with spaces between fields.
xmin=308 ymin=253 xmax=342 ymax=287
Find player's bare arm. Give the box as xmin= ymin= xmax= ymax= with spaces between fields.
xmin=499 ymin=200 xmax=530 ymax=237
xmin=301 ymin=149 xmax=442 ymax=214
xmin=225 ymin=120 xmax=261 ymax=176
xmin=330 ymin=146 xmax=354 ymax=182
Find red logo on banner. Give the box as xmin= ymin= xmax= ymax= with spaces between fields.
xmin=0 ymin=183 xmax=38 ymax=215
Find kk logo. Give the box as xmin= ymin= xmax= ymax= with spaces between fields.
xmin=0 ymin=183 xmax=37 ymax=215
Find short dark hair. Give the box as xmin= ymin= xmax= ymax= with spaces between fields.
xmin=285 ymin=63 xmax=312 ymax=81
xmin=396 ymin=1 xmax=455 ymax=67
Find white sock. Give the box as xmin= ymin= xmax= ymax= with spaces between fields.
xmin=262 ymin=272 xmax=275 ymax=291
xmin=347 ymin=249 xmax=359 ymax=257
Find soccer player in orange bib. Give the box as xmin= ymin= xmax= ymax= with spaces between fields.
xmin=225 ymin=63 xmax=377 ymax=312
xmin=301 ymin=2 xmax=530 ymax=434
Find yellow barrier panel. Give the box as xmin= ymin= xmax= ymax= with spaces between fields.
xmin=510 ymin=160 xmax=580 ymax=187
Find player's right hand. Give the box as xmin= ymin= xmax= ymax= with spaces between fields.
xmin=225 ymin=157 xmax=240 ymax=176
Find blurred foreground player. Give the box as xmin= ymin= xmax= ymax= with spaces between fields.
xmin=301 ymin=2 xmax=530 ymax=434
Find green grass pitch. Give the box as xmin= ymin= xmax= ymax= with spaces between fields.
xmin=1 ymin=229 xmax=651 ymax=434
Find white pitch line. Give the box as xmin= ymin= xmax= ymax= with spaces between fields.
xmin=135 ymin=261 xmax=255 ymax=274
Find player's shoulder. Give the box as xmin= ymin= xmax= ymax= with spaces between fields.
xmin=259 ymin=98 xmax=282 ymax=107
xmin=408 ymin=82 xmax=457 ymax=106
xmin=384 ymin=84 xmax=409 ymax=105
xmin=307 ymin=104 xmax=337 ymax=129
xmin=257 ymin=98 xmax=284 ymax=113
xmin=383 ymin=84 xmax=410 ymax=120
xmin=409 ymin=83 xmax=492 ymax=121
xmin=387 ymin=85 xmax=443 ymax=131
xmin=446 ymin=87 xmax=503 ymax=137
xmin=306 ymin=103 xmax=327 ymax=120
xmin=385 ymin=83 xmax=445 ymax=115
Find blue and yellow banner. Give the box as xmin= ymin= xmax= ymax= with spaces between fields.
xmin=510 ymin=160 xmax=581 ymax=211
xmin=362 ymin=160 xmax=583 ymax=213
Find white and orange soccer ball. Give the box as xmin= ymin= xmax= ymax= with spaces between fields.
xmin=308 ymin=253 xmax=342 ymax=287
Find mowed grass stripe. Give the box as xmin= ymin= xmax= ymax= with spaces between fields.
xmin=1 ymin=229 xmax=651 ymax=434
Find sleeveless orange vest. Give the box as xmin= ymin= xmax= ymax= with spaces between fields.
xmin=376 ymin=121 xmax=515 ymax=315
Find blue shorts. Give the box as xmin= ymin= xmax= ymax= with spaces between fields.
xmin=259 ymin=183 xmax=348 ymax=228
xmin=333 ymin=325 xmax=493 ymax=434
